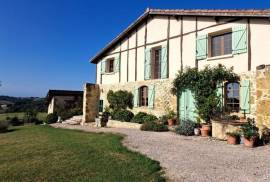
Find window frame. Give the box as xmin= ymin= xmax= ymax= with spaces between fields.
xmin=105 ymin=58 xmax=115 ymax=73
xmin=208 ymin=29 xmax=232 ymax=58
xmin=150 ymin=46 xmax=162 ymax=79
xmin=139 ymin=86 xmax=148 ymax=107
xmin=224 ymin=82 xmax=240 ymax=112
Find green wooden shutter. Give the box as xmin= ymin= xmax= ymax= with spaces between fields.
xmin=186 ymin=90 xmax=196 ymax=121
xmin=114 ymin=56 xmax=120 ymax=72
xmin=144 ymin=48 xmax=151 ymax=80
xmin=133 ymin=87 xmax=139 ymax=108
xmin=216 ymin=82 xmax=224 ymax=111
xmin=196 ymin=35 xmax=208 ymax=60
xmin=240 ymin=80 xmax=250 ymax=114
xmin=232 ymin=25 xmax=247 ymax=55
xmin=148 ymin=85 xmax=155 ymax=109
xmin=161 ymin=45 xmax=168 ymax=79
xmin=100 ymin=60 xmax=106 ymax=74
xmin=179 ymin=92 xmax=186 ymax=120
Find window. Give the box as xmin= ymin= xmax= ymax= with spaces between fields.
xmin=99 ymin=100 xmax=103 ymax=112
xmin=210 ymin=32 xmax=232 ymax=57
xmin=151 ymin=46 xmax=161 ymax=79
xmin=139 ymin=86 xmax=148 ymax=107
xmin=225 ymin=82 xmax=240 ymax=112
xmin=106 ymin=58 xmax=114 ymax=73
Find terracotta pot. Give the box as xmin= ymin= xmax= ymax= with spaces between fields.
xmin=194 ymin=128 xmax=200 ymax=136
xmin=201 ymin=128 xmax=209 ymax=137
xmin=168 ymin=119 xmax=176 ymax=126
xmin=202 ymin=124 xmax=211 ymax=131
xmin=227 ymin=135 xmax=239 ymax=145
xmin=244 ymin=137 xmax=256 ymax=148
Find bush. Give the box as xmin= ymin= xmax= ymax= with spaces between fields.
xmin=46 ymin=113 xmax=58 ymax=124
xmin=241 ymin=119 xmax=258 ymax=139
xmin=23 ymin=110 xmax=38 ymax=123
xmin=131 ymin=112 xmax=157 ymax=124
xmin=175 ymin=120 xmax=196 ymax=136
xmin=112 ymin=109 xmax=134 ymax=122
xmin=0 ymin=121 xmax=9 ymax=133
xmin=140 ymin=121 xmax=168 ymax=132
xmin=8 ymin=116 xmax=23 ymax=126
xmin=107 ymin=90 xmax=133 ymax=110
xmin=159 ymin=115 xmax=169 ymax=125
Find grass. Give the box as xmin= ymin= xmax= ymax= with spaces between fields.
xmin=0 ymin=125 xmax=164 ymax=181
xmin=0 ymin=112 xmax=47 ymax=122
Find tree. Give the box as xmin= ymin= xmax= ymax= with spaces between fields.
xmin=107 ymin=90 xmax=133 ymax=110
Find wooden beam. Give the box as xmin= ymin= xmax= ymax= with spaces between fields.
xmin=127 ymin=37 xmax=129 ymax=82
xmin=135 ymin=29 xmax=138 ymax=81
xmin=195 ymin=17 xmax=198 ymax=68
xmin=144 ymin=19 xmax=148 ymax=48
xmin=180 ymin=16 xmax=183 ymax=71
xmin=167 ymin=16 xmax=170 ymax=78
xmin=248 ymin=18 xmax=252 ymax=71
xmin=119 ymin=42 xmax=122 ymax=83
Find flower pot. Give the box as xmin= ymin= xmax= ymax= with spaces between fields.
xmin=194 ymin=128 xmax=200 ymax=136
xmin=201 ymin=128 xmax=209 ymax=137
xmin=168 ymin=119 xmax=176 ymax=126
xmin=202 ymin=124 xmax=211 ymax=131
xmin=227 ymin=135 xmax=239 ymax=145
xmin=243 ymin=137 xmax=256 ymax=148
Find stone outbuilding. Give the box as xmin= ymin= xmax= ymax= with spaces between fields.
xmin=46 ymin=90 xmax=83 ymax=114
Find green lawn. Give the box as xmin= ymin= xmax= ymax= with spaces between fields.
xmin=0 ymin=125 xmax=164 ymax=181
xmin=0 ymin=112 xmax=47 ymax=122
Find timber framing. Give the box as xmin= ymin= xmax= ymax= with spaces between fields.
xmin=166 ymin=16 xmax=170 ymax=78
xmin=195 ymin=17 xmax=198 ymax=68
xmin=90 ymin=8 xmax=270 ymax=64
xmin=94 ymin=17 xmax=243 ymax=59
xmin=247 ymin=18 xmax=252 ymax=71
xmin=135 ymin=29 xmax=138 ymax=81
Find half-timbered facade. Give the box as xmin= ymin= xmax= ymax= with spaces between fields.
xmin=90 ymin=9 xmax=270 ymax=121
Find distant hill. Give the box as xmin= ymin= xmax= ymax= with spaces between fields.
xmin=0 ymin=96 xmax=47 ymax=113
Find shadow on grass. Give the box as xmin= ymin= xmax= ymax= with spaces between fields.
xmin=0 ymin=128 xmax=20 ymax=134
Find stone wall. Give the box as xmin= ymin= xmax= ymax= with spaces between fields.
xmin=82 ymin=83 xmax=100 ymax=124
xmin=100 ymin=79 xmax=177 ymax=117
xmin=256 ymin=65 xmax=270 ymax=129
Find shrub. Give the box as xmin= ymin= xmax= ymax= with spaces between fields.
xmin=8 ymin=116 xmax=23 ymax=126
xmin=0 ymin=121 xmax=9 ymax=133
xmin=261 ymin=127 xmax=270 ymax=145
xmin=241 ymin=119 xmax=258 ymax=139
xmin=159 ymin=115 xmax=169 ymax=125
xmin=107 ymin=90 xmax=133 ymax=110
xmin=226 ymin=131 xmax=241 ymax=137
xmin=131 ymin=112 xmax=157 ymax=124
xmin=112 ymin=110 xmax=134 ymax=122
xmin=23 ymin=110 xmax=38 ymax=123
xmin=140 ymin=121 xmax=168 ymax=132
xmin=175 ymin=120 xmax=196 ymax=136
xmin=46 ymin=113 xmax=58 ymax=124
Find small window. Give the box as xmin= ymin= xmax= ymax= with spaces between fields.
xmin=210 ymin=32 xmax=232 ymax=57
xmin=106 ymin=58 xmax=114 ymax=73
xmin=151 ymin=46 xmax=161 ymax=79
xmin=139 ymin=86 xmax=148 ymax=107
xmin=225 ymin=82 xmax=240 ymax=112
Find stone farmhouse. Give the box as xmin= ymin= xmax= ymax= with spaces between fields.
xmin=83 ymin=9 xmax=270 ymax=129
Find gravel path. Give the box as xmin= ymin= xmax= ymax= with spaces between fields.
xmin=52 ymin=123 xmax=270 ymax=182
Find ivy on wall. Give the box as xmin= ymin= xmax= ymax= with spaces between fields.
xmin=171 ymin=64 xmax=239 ymax=122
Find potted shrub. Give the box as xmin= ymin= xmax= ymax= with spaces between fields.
xmin=201 ymin=122 xmax=211 ymax=137
xmin=241 ymin=119 xmax=259 ymax=147
xmin=167 ymin=110 xmax=176 ymax=126
xmin=226 ymin=131 xmax=240 ymax=145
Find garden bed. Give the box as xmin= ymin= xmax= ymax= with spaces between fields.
xmin=212 ymin=120 xmax=247 ymax=140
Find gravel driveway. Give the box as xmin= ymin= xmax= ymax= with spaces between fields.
xmin=52 ymin=123 xmax=270 ymax=182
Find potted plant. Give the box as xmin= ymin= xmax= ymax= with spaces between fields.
xmin=100 ymin=112 xmax=109 ymax=127
xmin=201 ymin=121 xmax=211 ymax=137
xmin=241 ymin=119 xmax=259 ymax=147
xmin=226 ymin=131 xmax=240 ymax=145
xmin=167 ymin=110 xmax=177 ymax=126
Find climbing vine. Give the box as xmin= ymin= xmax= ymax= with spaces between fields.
xmin=171 ymin=64 xmax=239 ymax=122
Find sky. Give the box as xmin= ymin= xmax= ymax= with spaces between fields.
xmin=0 ymin=0 xmax=270 ymax=97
